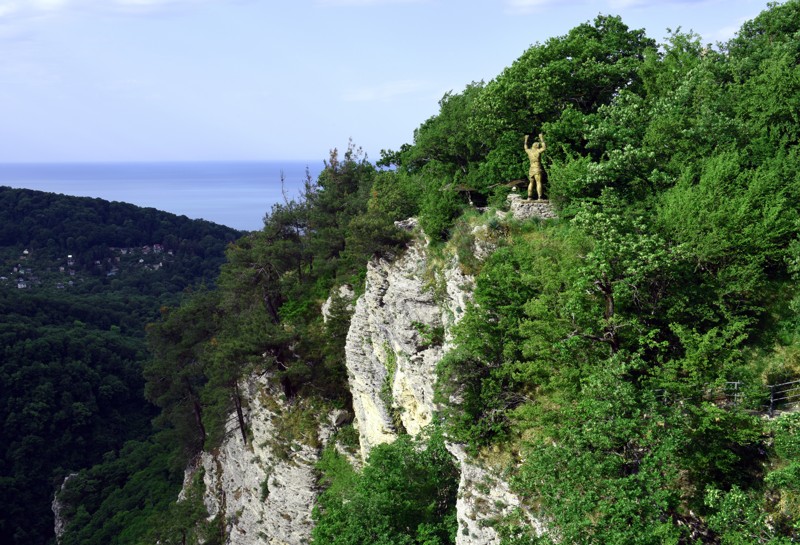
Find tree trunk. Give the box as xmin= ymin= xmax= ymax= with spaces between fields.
xmin=233 ymin=381 xmax=248 ymax=444
xmin=184 ymin=379 xmax=207 ymax=447
xmin=595 ymin=275 xmax=618 ymax=354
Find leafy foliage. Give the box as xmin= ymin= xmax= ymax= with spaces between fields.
xmin=312 ymin=428 xmax=459 ymax=545
xmin=433 ymin=3 xmax=800 ymax=542
xmin=0 ymin=186 xmax=241 ymax=293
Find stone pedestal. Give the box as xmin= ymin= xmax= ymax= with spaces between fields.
xmin=507 ymin=193 xmax=557 ymax=221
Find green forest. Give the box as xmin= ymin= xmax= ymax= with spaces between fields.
xmin=8 ymin=1 xmax=800 ymax=543
xmin=0 ymin=188 xmax=241 ymax=545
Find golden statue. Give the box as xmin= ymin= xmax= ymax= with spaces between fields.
xmin=524 ymin=133 xmax=546 ymax=200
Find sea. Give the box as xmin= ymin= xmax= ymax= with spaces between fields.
xmin=0 ymin=161 xmax=325 ymax=232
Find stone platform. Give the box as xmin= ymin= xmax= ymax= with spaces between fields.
xmin=507 ymin=193 xmax=557 ymax=221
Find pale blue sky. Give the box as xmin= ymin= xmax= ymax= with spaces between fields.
xmin=0 ymin=0 xmax=774 ymax=163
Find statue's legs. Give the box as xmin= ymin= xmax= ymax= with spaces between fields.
xmin=527 ymin=178 xmax=535 ymax=200
xmin=535 ymin=172 xmax=543 ymax=201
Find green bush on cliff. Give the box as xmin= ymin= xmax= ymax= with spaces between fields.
xmin=312 ymin=427 xmax=459 ymax=545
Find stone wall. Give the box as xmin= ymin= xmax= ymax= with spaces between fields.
xmin=507 ymin=193 xmax=557 ymax=221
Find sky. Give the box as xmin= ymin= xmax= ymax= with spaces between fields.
xmin=0 ymin=0 xmax=776 ymax=164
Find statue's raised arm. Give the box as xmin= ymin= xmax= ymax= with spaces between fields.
xmin=524 ymin=133 xmax=546 ymax=200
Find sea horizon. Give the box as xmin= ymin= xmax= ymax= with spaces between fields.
xmin=0 ymin=160 xmax=325 ymax=232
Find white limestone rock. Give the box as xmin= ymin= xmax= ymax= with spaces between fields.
xmin=52 ymin=473 xmax=77 ymax=544
xmin=343 ymin=220 xmax=545 ymax=544
xmin=344 ymin=228 xmax=473 ymax=458
xmin=180 ymin=214 xmax=543 ymax=545
xmin=321 ymin=284 xmax=355 ymax=323
xmin=186 ymin=374 xmax=334 ymax=545
xmin=448 ymin=445 xmax=544 ymax=545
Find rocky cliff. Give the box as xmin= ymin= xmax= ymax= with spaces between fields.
xmin=184 ymin=374 xmax=336 ymax=545
xmin=343 ymin=217 xmax=536 ymax=544
xmin=52 ymin=473 xmax=77 ymax=544
xmin=186 ymin=216 xmax=534 ymax=545
xmin=344 ymin=218 xmax=471 ymax=457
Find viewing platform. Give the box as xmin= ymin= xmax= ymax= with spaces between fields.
xmin=507 ymin=193 xmax=557 ymax=221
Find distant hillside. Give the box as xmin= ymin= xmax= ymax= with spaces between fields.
xmin=0 ymin=186 xmax=243 ymax=296
xmin=0 ymin=187 xmax=243 ymax=545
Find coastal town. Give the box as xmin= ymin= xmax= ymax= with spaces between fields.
xmin=1 ymin=244 xmax=177 ymax=291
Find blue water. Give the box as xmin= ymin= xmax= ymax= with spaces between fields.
xmin=0 ymin=161 xmax=325 ymax=231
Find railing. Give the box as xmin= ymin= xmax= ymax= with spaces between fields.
xmin=657 ymin=380 xmax=800 ymax=417
xmin=699 ymin=381 xmax=745 ymax=407
xmin=767 ymin=380 xmax=800 ymax=416
xmin=723 ymin=381 xmax=745 ymax=405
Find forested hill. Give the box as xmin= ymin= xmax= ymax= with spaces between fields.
xmin=0 ymin=187 xmax=241 ymax=545
xmin=0 ymin=186 xmax=243 ymax=293
xmin=0 ymin=186 xmax=242 ymax=247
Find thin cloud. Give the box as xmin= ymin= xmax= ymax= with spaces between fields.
xmin=0 ymin=2 xmax=31 ymax=19
xmin=31 ymin=0 xmax=69 ymax=10
xmin=504 ymin=0 xmax=562 ymax=14
xmin=0 ymin=0 xmax=240 ymax=48
xmin=506 ymin=0 xmax=715 ymax=13
xmin=705 ymin=14 xmax=753 ymax=43
xmin=315 ymin=0 xmax=426 ymax=6
xmin=343 ymin=80 xmax=427 ymax=102
xmin=0 ymin=0 xmax=237 ymax=19
xmin=608 ymin=0 xmax=713 ymax=8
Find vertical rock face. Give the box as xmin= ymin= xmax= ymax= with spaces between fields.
xmin=52 ymin=473 xmax=77 ymax=544
xmin=187 ymin=216 xmax=539 ymax=545
xmin=189 ymin=374 xmax=333 ymax=545
xmin=344 ymin=220 xmax=472 ymax=457
xmin=343 ymin=219 xmax=535 ymax=545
